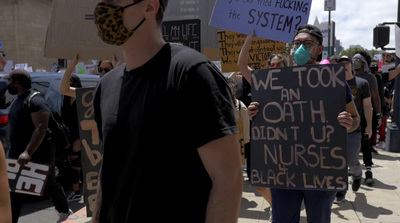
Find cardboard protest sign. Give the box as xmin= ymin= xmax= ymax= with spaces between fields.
xmin=76 ymin=87 xmax=102 ymax=217
xmin=44 ymin=0 xmax=123 ymax=60
xmin=250 ymin=64 xmax=348 ymax=191
xmin=7 ymin=159 xmax=50 ymax=196
xmin=210 ymin=0 xmax=312 ymax=43
xmin=203 ymin=47 xmax=220 ymax=61
xmin=162 ymin=19 xmax=201 ymax=52
xmin=217 ymin=30 xmax=286 ymax=72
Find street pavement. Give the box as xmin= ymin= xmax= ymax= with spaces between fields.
xmin=17 ymin=148 xmax=400 ymax=223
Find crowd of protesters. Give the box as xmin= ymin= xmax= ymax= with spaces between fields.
xmin=1 ymin=0 xmax=400 ymax=222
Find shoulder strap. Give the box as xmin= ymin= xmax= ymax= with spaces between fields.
xmin=26 ymin=91 xmax=42 ymax=108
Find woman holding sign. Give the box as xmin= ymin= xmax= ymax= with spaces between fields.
xmin=237 ymin=30 xmax=288 ymax=85
xmin=237 ymin=29 xmax=289 ymax=220
xmin=59 ymin=54 xmax=84 ymax=202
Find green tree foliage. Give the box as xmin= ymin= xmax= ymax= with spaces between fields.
xmin=339 ymin=47 xmax=365 ymax=58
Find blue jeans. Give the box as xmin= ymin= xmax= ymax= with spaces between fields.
xmin=271 ymin=189 xmax=336 ymax=223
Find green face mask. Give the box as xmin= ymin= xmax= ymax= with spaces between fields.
xmin=94 ymin=2 xmax=146 ymax=46
xmin=294 ymin=45 xmax=311 ymax=66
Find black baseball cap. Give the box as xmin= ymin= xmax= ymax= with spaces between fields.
xmin=294 ymin=24 xmax=323 ymax=45
xmin=338 ymin=55 xmax=352 ymax=64
xmin=2 ymin=69 xmax=31 ymax=81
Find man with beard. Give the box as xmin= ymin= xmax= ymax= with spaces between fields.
xmin=4 ymin=69 xmax=72 ymax=223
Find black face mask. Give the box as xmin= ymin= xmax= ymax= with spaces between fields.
xmin=7 ymin=84 xmax=18 ymax=95
xmin=370 ymin=66 xmax=378 ymax=73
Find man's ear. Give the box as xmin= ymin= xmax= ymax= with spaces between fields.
xmin=144 ymin=0 xmax=160 ymax=19
xmin=318 ymin=45 xmax=325 ymax=56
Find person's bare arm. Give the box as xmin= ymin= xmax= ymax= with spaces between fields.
xmin=0 ymin=141 xmax=11 ymax=223
xmin=0 ymin=54 xmax=6 ymax=72
xmin=112 ymin=55 xmax=122 ymax=68
xmin=18 ymin=111 xmax=50 ymax=166
xmin=338 ymin=100 xmax=360 ymax=133
xmin=390 ymin=92 xmax=395 ymax=117
xmin=59 ymin=53 xmax=79 ymax=98
xmin=197 ymin=134 xmax=243 ymax=223
xmin=389 ymin=64 xmax=400 ymax=81
xmin=371 ymin=88 xmax=381 ymax=114
xmin=237 ymin=30 xmax=255 ymax=84
xmin=363 ymin=97 xmax=373 ymax=138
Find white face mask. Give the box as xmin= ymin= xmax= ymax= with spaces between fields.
xmin=353 ymin=60 xmax=363 ymax=70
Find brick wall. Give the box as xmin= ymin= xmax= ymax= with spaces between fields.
xmin=0 ymin=0 xmax=57 ymax=72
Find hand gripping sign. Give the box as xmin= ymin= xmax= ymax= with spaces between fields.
xmin=7 ymin=159 xmax=50 ymax=196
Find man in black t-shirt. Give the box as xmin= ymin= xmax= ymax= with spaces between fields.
xmin=92 ymin=1 xmax=243 ymax=223
xmin=4 ymin=69 xmax=71 ymax=223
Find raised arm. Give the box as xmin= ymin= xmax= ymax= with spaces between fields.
xmin=59 ymin=53 xmax=79 ymax=98
xmin=112 ymin=55 xmax=122 ymax=68
xmin=389 ymin=63 xmax=400 ymax=81
xmin=237 ymin=30 xmax=256 ymax=84
xmin=0 ymin=54 xmax=6 ymax=72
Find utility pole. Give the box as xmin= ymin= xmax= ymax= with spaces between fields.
xmin=325 ymin=0 xmax=336 ymax=57
xmin=328 ymin=10 xmax=331 ymax=57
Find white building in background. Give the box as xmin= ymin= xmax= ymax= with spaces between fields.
xmin=313 ymin=17 xmax=343 ymax=56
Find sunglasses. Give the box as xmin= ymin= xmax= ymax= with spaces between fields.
xmin=98 ymin=67 xmax=112 ymax=73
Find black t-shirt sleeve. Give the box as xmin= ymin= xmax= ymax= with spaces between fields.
xmin=29 ymin=95 xmax=50 ymax=113
xmin=182 ymin=62 xmax=239 ymax=149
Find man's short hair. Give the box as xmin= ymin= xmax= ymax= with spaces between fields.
xmin=3 ymin=69 xmax=31 ymax=89
xmin=294 ymin=24 xmax=323 ymax=45
xmin=156 ymin=0 xmax=169 ymax=23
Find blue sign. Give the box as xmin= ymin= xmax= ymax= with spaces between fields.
xmin=0 ymin=42 xmax=2 ymax=48
xmin=210 ymin=0 xmax=313 ymax=43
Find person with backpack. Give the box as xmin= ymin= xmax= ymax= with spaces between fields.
xmin=3 ymin=69 xmax=72 ymax=223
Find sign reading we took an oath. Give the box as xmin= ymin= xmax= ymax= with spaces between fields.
xmin=250 ymin=64 xmax=348 ymax=191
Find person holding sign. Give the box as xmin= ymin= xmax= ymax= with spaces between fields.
xmin=4 ymin=69 xmax=72 ymax=223
xmin=59 ymin=55 xmax=85 ymax=202
xmin=91 ymin=0 xmax=243 ymax=223
xmin=237 ymin=29 xmax=289 ymax=219
xmin=248 ymin=24 xmax=360 ymax=223
xmin=227 ymin=79 xmax=250 ymax=170
xmin=0 ymin=140 xmax=11 ymax=223
xmin=238 ymin=29 xmax=288 ymax=85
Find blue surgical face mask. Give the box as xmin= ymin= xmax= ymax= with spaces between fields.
xmin=294 ymin=45 xmax=311 ymax=66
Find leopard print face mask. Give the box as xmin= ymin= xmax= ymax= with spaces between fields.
xmin=94 ymin=2 xmax=146 ymax=46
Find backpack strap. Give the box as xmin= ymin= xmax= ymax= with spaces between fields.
xmin=26 ymin=91 xmax=42 ymax=108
